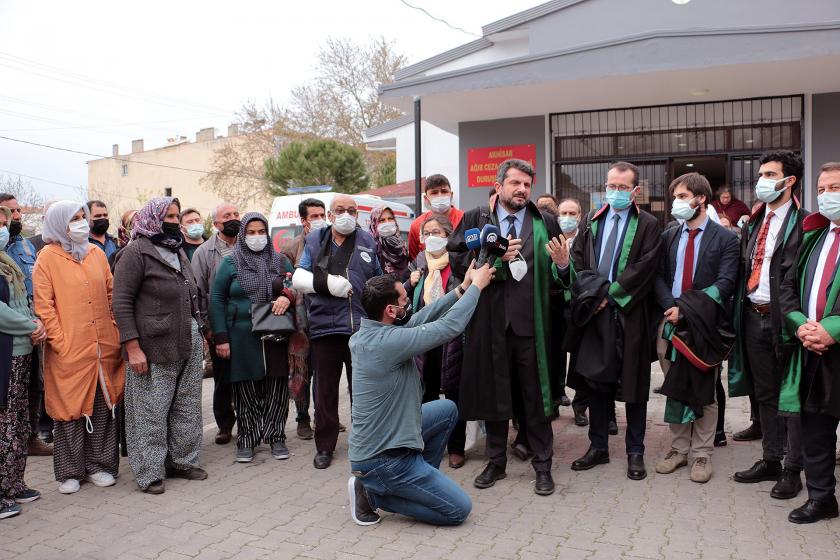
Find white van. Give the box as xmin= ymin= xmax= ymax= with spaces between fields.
xmin=267 ymin=193 xmax=415 ymax=251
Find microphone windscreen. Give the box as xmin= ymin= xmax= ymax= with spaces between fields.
xmin=464 ymin=228 xmax=481 ymax=251
xmin=479 ymin=223 xmax=501 ymax=247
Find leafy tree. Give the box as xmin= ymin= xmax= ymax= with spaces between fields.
xmin=264 ymin=139 xmax=369 ymax=195
xmin=372 ymin=154 xmax=397 ymax=188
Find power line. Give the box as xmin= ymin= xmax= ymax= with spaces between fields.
xmin=398 ymin=0 xmax=481 ymax=37
xmin=0 ymin=134 xmax=271 ymax=184
xmin=0 ymin=168 xmax=81 ymax=189
xmin=0 ymin=53 xmax=231 ymax=116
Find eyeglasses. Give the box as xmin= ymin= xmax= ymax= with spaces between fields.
xmin=332 ymin=207 xmax=358 ymax=216
xmin=422 ymin=230 xmax=445 ymax=238
xmin=604 ymin=183 xmax=634 ymax=192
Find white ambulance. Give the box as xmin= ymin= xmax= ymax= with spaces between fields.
xmin=267 ymin=193 xmax=415 ymax=252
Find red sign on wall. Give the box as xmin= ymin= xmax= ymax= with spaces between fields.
xmin=467 ymin=144 xmax=537 ymax=188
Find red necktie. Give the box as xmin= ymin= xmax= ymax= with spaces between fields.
xmin=681 ymin=228 xmax=701 ymax=295
xmin=747 ymin=211 xmax=775 ymax=293
xmin=815 ymin=228 xmax=840 ymax=320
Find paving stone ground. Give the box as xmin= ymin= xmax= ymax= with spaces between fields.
xmin=4 ymin=366 xmax=840 ymax=560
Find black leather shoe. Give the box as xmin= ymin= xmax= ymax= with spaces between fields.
xmin=734 ymin=459 xmax=782 ymax=483
xmin=511 ymin=442 xmax=533 ymax=462
xmin=573 ymin=410 xmax=589 ymax=427
xmin=771 ymin=469 xmax=803 ymax=499
xmin=534 ymin=471 xmax=555 ymax=496
xmin=713 ymin=431 xmax=727 ymax=447
xmin=559 ymin=395 xmax=571 ymax=407
xmin=571 ymin=447 xmax=610 ymax=471
xmin=627 ymin=454 xmax=647 ymax=480
xmin=608 ymin=420 xmax=619 ymax=436
xmin=732 ymin=423 xmax=762 ymax=441
xmin=788 ymin=498 xmax=839 ymax=524
xmin=474 ymin=462 xmax=506 ymax=489
xmin=313 ymin=451 xmax=333 ymax=469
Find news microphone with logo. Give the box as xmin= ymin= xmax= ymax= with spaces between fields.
xmin=464 ymin=228 xmax=481 ymax=252
xmin=476 ymin=224 xmax=501 ymax=267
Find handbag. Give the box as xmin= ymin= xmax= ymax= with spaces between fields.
xmin=250 ymin=302 xmax=296 ymax=336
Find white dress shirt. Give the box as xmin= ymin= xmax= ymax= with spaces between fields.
xmin=807 ymin=223 xmax=840 ymax=320
xmin=749 ymin=199 xmax=793 ymax=304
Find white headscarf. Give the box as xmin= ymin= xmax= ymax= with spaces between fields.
xmin=42 ymin=200 xmax=90 ymax=262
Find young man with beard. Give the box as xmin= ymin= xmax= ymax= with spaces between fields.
xmin=561 ymin=162 xmax=663 ymax=481
xmin=450 ymin=158 xmax=567 ymax=496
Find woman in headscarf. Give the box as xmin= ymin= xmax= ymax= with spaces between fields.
xmin=405 ymin=214 xmax=468 ymax=469
xmin=210 ymin=212 xmax=297 ymax=463
xmin=368 ymin=205 xmax=410 ymax=281
xmin=113 ymin=197 xmax=206 ymax=495
xmin=117 ymin=209 xmax=137 ymax=249
xmin=33 ymin=201 xmax=124 ymax=495
xmin=0 ymin=206 xmax=44 ymax=519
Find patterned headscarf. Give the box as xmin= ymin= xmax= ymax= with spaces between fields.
xmin=42 ymin=200 xmax=90 ymax=262
xmin=231 ymin=212 xmax=288 ymax=305
xmin=118 ymin=209 xmax=137 ymax=248
xmin=132 ymin=197 xmax=182 ymax=251
xmin=0 ymin=206 xmax=26 ymax=296
xmin=368 ymin=205 xmax=409 ymax=277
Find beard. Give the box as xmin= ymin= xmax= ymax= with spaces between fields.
xmin=502 ymin=193 xmax=528 ymax=212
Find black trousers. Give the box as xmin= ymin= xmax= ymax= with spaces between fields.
xmin=571 ymin=383 xmax=616 ymax=422
xmin=28 ymin=347 xmax=52 ymax=435
xmin=294 ymin=354 xmax=312 ymax=423
xmin=485 ymin=331 xmax=553 ymax=473
xmin=420 ymin=346 xmax=467 ymax=455
xmin=589 ymin=392 xmax=647 ymax=455
xmin=800 ymin=355 xmax=839 ymax=502
xmin=715 ymin=377 xmax=726 ymax=435
xmin=311 ymin=335 xmax=352 ymax=453
xmin=210 ymin=344 xmax=236 ymax=433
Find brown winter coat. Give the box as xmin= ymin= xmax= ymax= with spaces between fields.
xmin=33 ymin=244 xmax=125 ymax=421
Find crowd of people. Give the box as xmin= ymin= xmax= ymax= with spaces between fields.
xmin=0 ymin=150 xmax=839 ymax=529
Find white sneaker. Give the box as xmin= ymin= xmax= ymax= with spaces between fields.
xmin=86 ymin=472 xmax=116 ymax=487
xmin=58 ymin=479 xmax=80 ymax=494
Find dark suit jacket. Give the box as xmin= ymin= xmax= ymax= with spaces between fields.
xmin=655 ymin=218 xmax=741 ymax=311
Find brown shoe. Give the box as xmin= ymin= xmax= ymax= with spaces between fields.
xmin=297 ymin=421 xmax=314 ymax=440
xmin=28 ymin=435 xmax=53 ymax=456
xmin=144 ymin=480 xmax=165 ymax=494
xmin=655 ymin=450 xmax=687 ymax=474
xmin=448 ymin=453 xmax=466 ymax=469
xmin=690 ymin=457 xmax=713 ymax=483
xmin=215 ymin=430 xmax=232 ymax=445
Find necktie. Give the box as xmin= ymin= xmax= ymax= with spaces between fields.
xmin=747 ymin=211 xmax=775 ymax=293
xmin=505 ymin=214 xmax=517 ymax=238
xmin=815 ymin=228 xmax=840 ymax=320
xmin=598 ymin=214 xmax=621 ymax=280
xmin=681 ymin=228 xmax=702 ymax=295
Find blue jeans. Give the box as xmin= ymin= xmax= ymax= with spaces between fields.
xmin=350 ymin=399 xmax=472 ymax=526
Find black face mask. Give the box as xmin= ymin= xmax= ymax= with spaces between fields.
xmin=161 ymin=222 xmax=182 ymax=237
xmin=8 ymin=220 xmax=22 ymax=237
xmin=393 ymin=302 xmax=413 ymax=326
xmin=221 ymin=219 xmax=241 ymax=238
xmin=90 ymin=218 xmax=110 ymax=236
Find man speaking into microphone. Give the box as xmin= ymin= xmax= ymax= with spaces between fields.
xmin=450 ymin=158 xmax=568 ymax=495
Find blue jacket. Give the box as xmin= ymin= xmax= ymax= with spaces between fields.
xmin=302 ymin=227 xmax=381 ymax=340
xmin=5 ymin=236 xmax=37 ymax=298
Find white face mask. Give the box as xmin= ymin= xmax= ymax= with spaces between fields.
xmin=509 ymin=253 xmax=528 ymax=282
xmin=423 ymin=235 xmax=447 ymax=254
xmin=68 ymin=219 xmax=90 ymax=243
xmin=818 ymin=191 xmax=840 ymax=222
xmin=245 ymin=234 xmax=268 ymax=252
xmin=308 ymin=219 xmax=326 ymax=231
xmin=755 ymin=176 xmax=790 ymax=203
xmin=557 ymin=216 xmax=578 ymax=234
xmin=332 ymin=213 xmax=357 ymax=235
xmin=185 ymin=223 xmax=204 ymax=240
xmin=428 ymin=195 xmax=451 ymax=214
xmin=377 ymin=222 xmax=398 ymax=237
xmin=670 ymin=197 xmax=698 ymax=221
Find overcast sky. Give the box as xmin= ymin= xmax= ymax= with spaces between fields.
xmin=0 ymin=0 xmax=540 ymax=202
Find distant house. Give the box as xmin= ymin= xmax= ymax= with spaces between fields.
xmin=357 ymin=178 xmax=421 ymax=211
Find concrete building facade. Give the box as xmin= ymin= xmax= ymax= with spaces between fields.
xmin=376 ymin=0 xmax=840 ymax=225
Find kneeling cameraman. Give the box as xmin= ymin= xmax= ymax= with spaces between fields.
xmin=347 ymin=262 xmax=493 ymax=526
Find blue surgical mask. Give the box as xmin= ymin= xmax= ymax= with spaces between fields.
xmin=185 ymin=223 xmax=204 ymax=240
xmin=606 ymin=189 xmax=633 ymax=210
xmin=818 ymin=191 xmax=840 ymax=222
xmin=755 ymin=176 xmax=790 ymax=203
xmin=670 ymin=197 xmax=698 ymax=221
xmin=557 ymin=216 xmax=578 ymax=234
xmin=0 ymin=226 xmax=8 ymax=250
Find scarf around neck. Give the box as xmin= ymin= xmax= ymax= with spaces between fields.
xmin=231 ymin=212 xmax=286 ymax=305
xmin=369 ymin=205 xmax=409 ymax=276
xmin=423 ymin=249 xmax=450 ymax=305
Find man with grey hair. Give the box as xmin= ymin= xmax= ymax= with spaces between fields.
xmin=450 ymin=159 xmax=567 ymax=495
xmin=293 ymin=194 xmax=382 ymax=469
xmin=191 ymin=202 xmax=241 ymax=444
